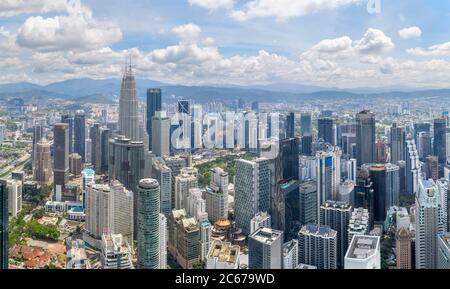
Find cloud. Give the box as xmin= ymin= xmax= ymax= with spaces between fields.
xmin=398 ymin=26 xmax=422 ymax=39
xmin=354 ymin=28 xmax=395 ymax=54
xmin=188 ymin=0 xmax=234 ymax=11
xmin=0 ymin=0 xmax=68 ymax=17
xmin=407 ymin=41 xmax=450 ymax=57
xmin=171 ymin=23 xmax=202 ymax=44
xmin=16 ymin=5 xmax=122 ymax=52
xmin=231 ymin=0 xmax=363 ymax=22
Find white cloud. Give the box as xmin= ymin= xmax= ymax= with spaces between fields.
xmin=354 ymin=28 xmax=395 ymax=54
xmin=398 ymin=26 xmax=422 ymax=39
xmin=16 ymin=5 xmax=122 ymax=52
xmin=0 ymin=0 xmax=68 ymax=17
xmin=189 ymin=0 xmax=234 ymax=11
xmin=171 ymin=23 xmax=202 ymax=44
xmin=407 ymin=41 xmax=450 ymax=57
xmin=231 ymin=0 xmax=363 ymax=22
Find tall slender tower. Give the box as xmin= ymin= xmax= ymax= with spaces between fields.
xmin=119 ymin=62 xmax=139 ymax=141
xmin=356 ymin=110 xmax=376 ymax=167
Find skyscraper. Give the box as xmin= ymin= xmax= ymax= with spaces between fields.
xmin=415 ymin=179 xmax=445 ymax=269
xmin=286 ymin=112 xmax=295 ymax=139
xmin=85 ymin=183 xmax=111 ymax=239
xmin=406 ymin=138 xmax=421 ymax=195
xmin=354 ymin=170 xmax=374 ymax=229
xmin=152 ymin=158 xmax=172 ymax=218
xmin=119 ymin=65 xmax=139 ymax=141
xmin=109 ymin=180 xmax=134 ymax=245
xmin=178 ymin=100 xmax=190 ymax=114
xmin=32 ymin=122 xmax=44 ymax=163
xmin=298 ymin=224 xmax=337 ymax=269
xmin=90 ymin=123 xmax=102 ymax=173
xmin=147 ymin=88 xmax=162 ymax=150
xmin=159 ymin=213 xmax=168 ymax=269
xmin=34 ymin=138 xmax=52 ymax=185
xmin=152 ymin=111 xmax=170 ymax=157
xmin=396 ymin=227 xmax=412 ymax=269
xmin=318 ymin=118 xmax=334 ymax=145
xmin=299 ymin=180 xmax=317 ymax=226
xmin=390 ymin=123 xmax=405 ymax=163
xmin=248 ymin=228 xmax=283 ymax=269
xmin=137 ymin=179 xmax=161 ymax=269
xmin=0 ymin=180 xmax=8 ymax=269
xmin=434 ymin=118 xmax=447 ymax=165
xmin=300 ymin=113 xmax=312 ymax=137
xmin=356 ymin=110 xmax=376 ymax=167
xmin=425 ymin=155 xmax=439 ymax=181
xmin=53 ymin=123 xmax=69 ymax=201
xmin=74 ymin=111 xmax=86 ymax=161
xmin=61 ymin=114 xmax=74 ymax=154
xmin=344 ymin=235 xmax=380 ymax=269
xmin=437 ymin=232 xmax=450 ymax=269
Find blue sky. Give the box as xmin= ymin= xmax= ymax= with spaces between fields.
xmin=1 ymin=0 xmax=450 ymax=88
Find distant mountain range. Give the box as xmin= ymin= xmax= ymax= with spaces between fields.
xmin=1 ymin=78 xmax=450 ymax=104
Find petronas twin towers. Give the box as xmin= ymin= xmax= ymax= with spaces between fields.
xmin=119 ymin=63 xmax=139 ymax=141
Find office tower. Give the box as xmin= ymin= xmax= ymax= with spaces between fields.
xmin=363 ymin=163 xmax=400 ymax=224
xmin=348 ymin=207 xmax=370 ymax=244
xmin=200 ymin=221 xmax=211 ymax=261
xmin=187 ymin=188 xmax=208 ymax=223
xmin=414 ymin=122 xmax=431 ymax=143
xmin=34 ymin=138 xmax=52 ymax=185
xmin=425 ymin=155 xmax=439 ymax=181
xmin=109 ymin=180 xmax=134 ymax=245
xmin=152 ymin=111 xmax=170 ymax=157
xmin=299 ymin=155 xmax=317 ymax=181
xmin=174 ymin=167 xmax=198 ymax=210
xmin=437 ymin=232 xmax=450 ymax=269
xmin=318 ymin=118 xmax=334 ymax=144
xmin=316 ymin=147 xmax=342 ymax=218
xmin=0 ymin=180 xmax=8 ymax=269
xmin=108 ymin=135 xmax=145 ymax=235
xmin=406 ymin=138 xmax=421 ymax=195
xmin=69 ymin=153 xmax=82 ymax=177
xmin=415 ymin=179 xmax=445 ymax=269
xmin=396 ymin=227 xmax=412 ymax=269
xmin=338 ymin=181 xmax=355 ymax=205
xmin=74 ymin=111 xmax=86 ymax=161
xmin=53 ymin=123 xmax=69 ymax=201
xmin=249 ymin=228 xmax=283 ymax=269
xmin=85 ymin=138 xmax=92 ymax=164
xmin=279 ymin=179 xmax=300 ymax=240
xmin=206 ymin=240 xmax=240 ymax=269
xmin=356 ymin=110 xmax=376 ymax=167
xmin=82 ymin=168 xmax=95 ymax=207
xmin=251 ymin=101 xmax=259 ymax=112
xmin=301 ymin=134 xmax=313 ymax=156
xmin=159 ymin=213 xmax=167 ymax=269
xmin=298 ymin=224 xmax=337 ymax=269
xmin=300 ymin=113 xmax=312 ymax=137
xmin=346 ymin=159 xmax=357 ymax=182
xmin=32 ymin=122 xmax=44 ymax=162
xmin=85 ymin=183 xmax=111 ymax=239
xmin=168 ymin=209 xmax=200 ymax=269
xmin=344 ymin=235 xmax=380 ymax=269
xmin=205 ymin=189 xmax=228 ymax=223
xmin=397 ymin=160 xmax=407 ymax=196
xmin=282 ymin=239 xmax=298 ymax=269
xmin=178 ymin=99 xmax=190 ymax=114
xmin=434 ymin=118 xmax=447 ymax=164
xmin=152 ymin=158 xmax=172 ymax=218
xmin=250 ymin=212 xmax=271 ymax=235
xmin=376 ymin=140 xmax=388 ymax=163
xmin=146 ymin=88 xmax=162 ymax=150
xmin=354 ymin=170 xmax=375 ymax=229
xmin=210 ymin=167 xmax=229 ymax=194
xmin=137 ymin=179 xmax=160 ymax=269
xmin=90 ymin=123 xmax=103 ymax=173
xmin=101 ymin=233 xmax=133 ymax=269
xmin=6 ymin=180 xmax=22 ymax=218
xmin=66 ymin=239 xmax=90 ymax=269
xmin=235 ymin=158 xmax=271 ymax=235
xmin=119 ymin=64 xmax=139 ymax=141
xmin=100 ymin=128 xmax=111 ymax=173
xmin=299 ymin=180 xmax=317 ymax=226
xmin=163 ymin=156 xmax=187 ymax=210
xmin=320 ymin=201 xmax=352 ymax=268
xmin=286 ymin=112 xmax=295 ymax=139
xmin=390 ymin=123 xmax=405 ymax=163
xmin=418 ymin=132 xmax=432 ymax=161
xmin=61 ymin=114 xmax=74 ymax=154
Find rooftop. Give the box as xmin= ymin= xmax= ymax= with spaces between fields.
xmin=208 ymin=241 xmax=240 ymax=265
xmin=251 ymin=227 xmax=283 ymax=245
xmin=346 ymin=235 xmax=380 ymax=260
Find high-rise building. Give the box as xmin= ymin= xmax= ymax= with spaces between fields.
xmin=0 ymin=180 xmax=8 ymax=269
xmin=34 ymin=138 xmax=52 ymax=185
xmin=396 ymin=227 xmax=412 ymax=269
xmin=66 ymin=239 xmax=90 ymax=269
xmin=187 ymin=188 xmax=208 ymax=223
xmin=32 ymin=122 xmax=44 ymax=163
xmin=299 ymin=180 xmax=317 ymax=226
xmin=6 ymin=180 xmax=22 ymax=218
xmin=348 ymin=207 xmax=370 ymax=244
xmin=356 ymin=111 xmax=376 ymax=167
xmin=159 ymin=213 xmax=167 ymax=269
xmin=109 ymin=180 xmax=134 ymax=245
xmin=249 ymin=228 xmax=283 ymax=269
xmin=61 ymin=114 xmax=74 ymax=154
xmin=282 ymin=239 xmax=298 ymax=269
xmin=53 ymin=123 xmax=69 ymax=201
xmin=85 ymin=183 xmax=111 ymax=239
xmin=152 ymin=111 xmax=170 ymax=157
xmin=425 ymin=155 xmax=439 ymax=181
xmin=418 ymin=132 xmax=433 ymax=161
xmin=174 ymin=167 xmax=198 ymax=210
xmin=406 ymin=138 xmax=421 ymax=195
xmin=344 ymin=235 xmax=380 ymax=269
xmin=205 ymin=189 xmax=228 ymax=223
xmin=235 ymin=158 xmax=271 ymax=235
xmin=163 ymin=156 xmax=187 ymax=210
xmin=318 ymin=118 xmax=334 ymax=145
xmin=320 ymin=200 xmax=352 ymax=268
xmin=338 ymin=180 xmax=355 ymax=205
xmin=415 ymin=179 xmax=445 ymax=269
xmin=286 ymin=112 xmax=295 ymax=139
xmin=434 ymin=118 xmax=447 ymax=165
xmin=178 ymin=100 xmax=190 ymax=114
xmin=354 ymin=169 xmax=374 ymax=229
xmin=69 ymin=153 xmax=82 ymax=177
xmin=390 ymin=123 xmax=405 ymax=163
xmin=200 ymin=221 xmax=211 ymax=261
xmin=250 ymin=212 xmax=271 ymax=235
xmin=300 ymin=113 xmax=312 ymax=137
xmin=74 ymin=111 xmax=86 ymax=161
xmin=147 ymin=88 xmax=162 ymax=150
xmin=437 ymin=232 xmax=450 ymax=269
xmin=101 ymin=233 xmax=133 ymax=269
xmin=100 ymin=128 xmax=111 ymax=173
xmin=301 ymin=134 xmax=313 ymax=156
xmin=298 ymin=224 xmax=337 ymax=269
xmin=152 ymin=158 xmax=172 ymax=218
xmin=137 ymin=179 xmax=161 ymax=269
xmin=206 ymin=240 xmax=240 ymax=269
xmin=119 ymin=64 xmax=139 ymax=141
xmin=376 ymin=140 xmax=388 ymax=163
